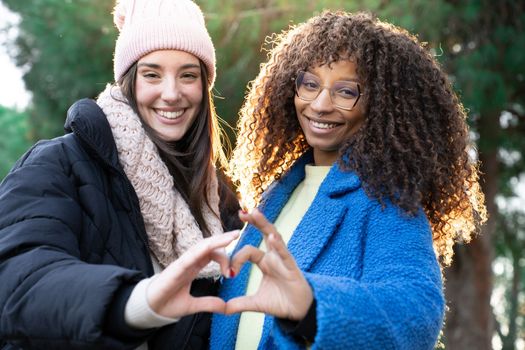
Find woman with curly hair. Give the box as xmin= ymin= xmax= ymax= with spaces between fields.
xmin=210 ymin=10 xmax=487 ymax=350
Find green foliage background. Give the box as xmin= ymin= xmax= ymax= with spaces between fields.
xmin=0 ymin=106 xmax=30 ymax=176
xmin=0 ymin=0 xmax=524 ymax=348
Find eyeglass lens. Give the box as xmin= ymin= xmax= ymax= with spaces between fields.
xmin=295 ymin=71 xmax=361 ymax=110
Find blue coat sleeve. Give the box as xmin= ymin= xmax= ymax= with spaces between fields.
xmin=0 ymin=140 xmax=151 ymax=349
xmin=271 ymin=202 xmax=445 ymax=350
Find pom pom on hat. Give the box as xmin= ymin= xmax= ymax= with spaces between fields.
xmin=113 ymin=1 xmax=127 ymax=31
xmin=113 ymin=0 xmax=216 ymax=87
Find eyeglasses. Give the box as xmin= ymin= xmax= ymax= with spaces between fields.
xmin=295 ymin=70 xmax=362 ymax=111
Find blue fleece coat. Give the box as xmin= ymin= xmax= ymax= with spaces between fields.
xmin=211 ymin=152 xmax=445 ymax=350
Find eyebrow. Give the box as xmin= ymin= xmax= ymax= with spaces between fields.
xmin=137 ymin=62 xmax=201 ymax=70
xmin=306 ymin=71 xmax=360 ymax=83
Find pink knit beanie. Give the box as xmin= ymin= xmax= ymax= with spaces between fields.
xmin=113 ymin=0 xmax=216 ymax=86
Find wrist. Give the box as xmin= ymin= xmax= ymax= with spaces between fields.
xmin=125 ymin=277 xmax=179 ymax=329
xmin=278 ymin=298 xmax=317 ymax=343
xmin=298 ymin=284 xmax=314 ymax=319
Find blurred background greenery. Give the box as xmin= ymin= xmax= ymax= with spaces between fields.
xmin=0 ymin=0 xmax=523 ymax=349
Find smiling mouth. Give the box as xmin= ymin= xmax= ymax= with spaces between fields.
xmin=156 ymin=109 xmax=184 ymax=119
xmin=307 ymin=117 xmax=340 ymax=130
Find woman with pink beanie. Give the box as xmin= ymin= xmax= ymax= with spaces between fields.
xmin=0 ymin=0 xmax=242 ymax=349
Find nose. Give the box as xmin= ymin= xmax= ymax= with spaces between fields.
xmin=309 ymin=88 xmax=334 ymax=115
xmin=161 ymin=78 xmax=181 ymax=103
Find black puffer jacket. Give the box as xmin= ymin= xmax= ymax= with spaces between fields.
xmin=0 ymin=99 xmax=241 ymax=349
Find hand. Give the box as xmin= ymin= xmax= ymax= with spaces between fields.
xmin=147 ymin=230 xmax=239 ymax=318
xmin=226 ymin=209 xmax=313 ymax=321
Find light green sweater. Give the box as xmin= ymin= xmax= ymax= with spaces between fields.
xmin=235 ymin=165 xmax=330 ymax=349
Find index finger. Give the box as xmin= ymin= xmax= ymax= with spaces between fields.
xmin=239 ymin=208 xmax=279 ymax=237
xmin=173 ymin=230 xmax=240 ymax=274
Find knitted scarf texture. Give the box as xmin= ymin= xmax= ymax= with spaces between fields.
xmin=97 ymin=84 xmax=222 ymax=279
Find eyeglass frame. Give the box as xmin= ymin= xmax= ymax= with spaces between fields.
xmin=294 ymin=70 xmax=363 ymax=111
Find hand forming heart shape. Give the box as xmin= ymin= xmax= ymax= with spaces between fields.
xmin=146 ymin=209 xmax=313 ymax=322
xmin=225 ymin=209 xmax=313 ymax=321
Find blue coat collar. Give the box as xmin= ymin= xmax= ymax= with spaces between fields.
xmin=259 ymin=152 xmax=361 ymax=208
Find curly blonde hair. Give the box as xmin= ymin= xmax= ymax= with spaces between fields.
xmin=229 ymin=11 xmax=487 ymax=265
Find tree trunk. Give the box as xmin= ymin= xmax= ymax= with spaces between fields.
xmin=501 ymin=249 xmax=520 ymax=350
xmin=444 ymin=231 xmax=494 ymax=349
xmin=443 ymin=111 xmax=499 ymax=350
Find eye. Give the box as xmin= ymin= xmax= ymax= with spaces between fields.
xmin=302 ymin=79 xmax=320 ymax=91
xmin=335 ymin=86 xmax=359 ymax=99
xmin=140 ymin=71 xmax=160 ymax=80
xmin=180 ymin=71 xmax=200 ymax=82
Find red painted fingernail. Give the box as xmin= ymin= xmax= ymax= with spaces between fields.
xmin=229 ymin=268 xmax=236 ymax=278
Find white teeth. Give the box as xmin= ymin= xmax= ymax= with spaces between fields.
xmin=310 ymin=120 xmax=337 ymax=129
xmin=157 ymin=110 xmax=183 ymax=119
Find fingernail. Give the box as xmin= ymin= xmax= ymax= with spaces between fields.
xmin=229 ymin=268 xmax=236 ymax=278
xmin=239 ymin=200 xmax=249 ymax=213
xmin=239 ymin=209 xmax=248 ymax=215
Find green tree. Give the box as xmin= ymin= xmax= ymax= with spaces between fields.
xmin=0 ymin=105 xmax=31 ymax=178
xmin=1 ymin=0 xmax=116 ymax=139
xmin=431 ymin=2 xmax=524 ymax=349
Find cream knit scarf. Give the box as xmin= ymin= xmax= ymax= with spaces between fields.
xmin=97 ymin=84 xmax=222 ymax=279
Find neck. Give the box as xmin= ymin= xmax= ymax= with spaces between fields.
xmin=313 ymin=149 xmax=337 ymax=166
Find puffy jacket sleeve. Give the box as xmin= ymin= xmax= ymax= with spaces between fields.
xmin=271 ymin=202 xmax=445 ymax=350
xmin=0 ymin=140 xmax=152 ymax=349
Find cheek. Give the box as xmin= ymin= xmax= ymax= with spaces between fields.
xmin=183 ymin=83 xmax=204 ymax=105
xmin=293 ymin=96 xmax=308 ymax=129
xmin=294 ymin=95 xmax=306 ymax=114
xmin=345 ymin=111 xmax=366 ymax=136
xmin=135 ymin=80 xmax=155 ymax=107
xmin=356 ymin=106 xmax=367 ymax=127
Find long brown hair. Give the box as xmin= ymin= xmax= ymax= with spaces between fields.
xmin=118 ymin=60 xmax=228 ymax=237
xmin=229 ymin=11 xmax=487 ymax=265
